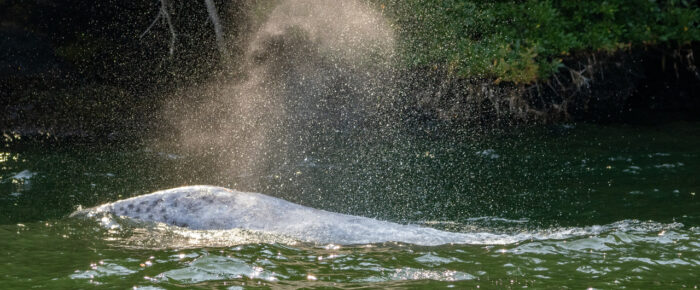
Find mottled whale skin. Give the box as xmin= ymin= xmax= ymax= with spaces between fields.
xmin=74 ymin=185 xmax=481 ymax=245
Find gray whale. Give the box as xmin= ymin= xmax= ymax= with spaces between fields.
xmin=74 ymin=185 xmax=511 ymax=245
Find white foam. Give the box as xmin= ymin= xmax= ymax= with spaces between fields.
xmin=12 ymin=169 xmax=36 ymax=180
xmin=475 ymin=149 xmax=500 ymax=159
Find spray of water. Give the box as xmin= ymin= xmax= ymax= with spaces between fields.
xmin=164 ymin=0 xmax=397 ymax=179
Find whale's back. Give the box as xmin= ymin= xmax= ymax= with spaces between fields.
xmin=79 ymin=186 xmax=307 ymax=230
xmin=105 ymin=186 xmax=234 ymax=229
xmin=74 ymin=185 xmax=479 ymax=245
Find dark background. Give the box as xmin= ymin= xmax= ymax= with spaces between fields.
xmin=1 ymin=0 xmax=698 ymax=144
xmin=1 ymin=0 xmax=252 ymax=142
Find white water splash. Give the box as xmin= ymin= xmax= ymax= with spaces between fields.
xmin=164 ymin=0 xmax=396 ymax=178
xmin=12 ymin=169 xmax=36 ymax=180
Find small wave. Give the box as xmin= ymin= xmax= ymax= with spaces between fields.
xmin=654 ymin=162 xmax=684 ymax=169
xmin=360 ymin=267 xmax=475 ymax=282
xmin=475 ymin=149 xmax=500 ymax=159
xmin=464 ymin=216 xmax=530 ymax=223
xmin=12 ymin=169 xmax=36 ymax=180
xmin=420 ymin=217 xmax=530 ymax=225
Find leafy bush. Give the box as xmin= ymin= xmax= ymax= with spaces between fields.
xmin=377 ymin=0 xmax=700 ymax=83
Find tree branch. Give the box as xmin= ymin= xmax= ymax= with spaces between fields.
xmin=139 ymin=0 xmax=177 ymax=57
xmin=203 ymin=0 xmax=226 ymax=56
xmin=160 ymin=0 xmax=176 ymax=56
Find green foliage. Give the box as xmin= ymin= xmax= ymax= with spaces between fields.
xmin=377 ymin=0 xmax=700 ymax=83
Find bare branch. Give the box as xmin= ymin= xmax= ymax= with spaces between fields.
xmin=140 ymin=9 xmax=162 ymax=39
xmin=140 ymin=0 xmax=177 ymax=56
xmin=142 ymin=0 xmax=225 ymax=58
xmin=203 ymin=0 xmax=226 ymax=56
xmin=160 ymin=0 xmax=176 ymax=56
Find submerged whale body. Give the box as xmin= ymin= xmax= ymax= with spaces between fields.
xmin=74 ymin=185 xmax=484 ymax=245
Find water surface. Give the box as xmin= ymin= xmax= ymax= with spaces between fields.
xmin=1 ymin=122 xmax=699 ymax=288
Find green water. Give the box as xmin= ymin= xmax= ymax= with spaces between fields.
xmin=1 ymin=122 xmax=699 ymax=288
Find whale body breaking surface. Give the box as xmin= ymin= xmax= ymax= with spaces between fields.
xmin=72 ymin=185 xmax=674 ymax=246
xmin=72 ymin=185 xmax=499 ymax=245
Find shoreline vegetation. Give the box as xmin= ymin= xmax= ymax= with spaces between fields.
xmin=381 ymin=0 xmax=699 ymax=125
xmin=1 ymin=0 xmax=698 ymax=143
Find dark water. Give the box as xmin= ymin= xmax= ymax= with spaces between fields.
xmin=1 ymin=122 xmax=699 ymax=288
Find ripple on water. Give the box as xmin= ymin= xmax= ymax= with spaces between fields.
xmin=58 ymin=208 xmax=700 ymax=288
xmin=360 ymin=268 xmax=476 ymax=283
xmin=414 ymin=253 xmax=463 ymax=266
xmin=59 ymin=224 xmax=700 ymax=288
xmin=162 ymin=255 xmax=282 ymax=283
xmin=70 ymin=261 xmax=136 ymax=279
